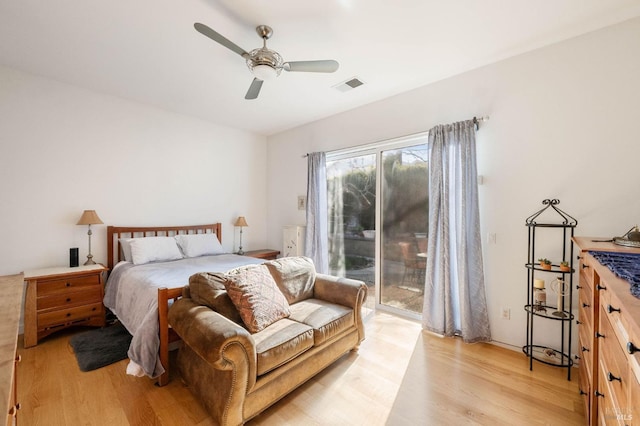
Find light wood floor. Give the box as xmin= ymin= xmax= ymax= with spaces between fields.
xmin=17 ymin=313 xmax=584 ymax=425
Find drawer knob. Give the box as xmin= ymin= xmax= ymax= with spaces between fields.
xmin=579 ymin=389 xmax=587 ymax=396
xmin=574 ymin=354 xmax=581 ymax=360
xmin=576 ymin=320 xmax=582 ymax=325
xmin=628 ymin=342 xmax=639 ymax=354
xmin=576 ymin=284 xmax=582 ymax=290
xmin=582 ymin=264 xmax=589 ymax=269
xmin=607 ymin=304 xmax=621 ymax=314
xmin=66 ymin=313 xmax=71 ymax=317
xmin=582 ymin=302 xmax=590 ymax=308
xmin=607 ymin=372 xmax=621 ymax=382
xmin=66 ymin=282 xmax=71 ymax=287
xmin=595 ymin=332 xmax=605 ymax=339
xmin=594 ymin=390 xmax=605 ymax=398
xmin=577 ymin=255 xmax=582 ymax=260
xmin=66 ymin=298 xmax=71 ymax=303
xmin=581 ymin=346 xmax=590 ymax=352
xmin=597 ymin=284 xmax=607 ymax=291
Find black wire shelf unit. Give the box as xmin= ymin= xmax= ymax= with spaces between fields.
xmin=523 ymin=199 xmax=577 ymax=380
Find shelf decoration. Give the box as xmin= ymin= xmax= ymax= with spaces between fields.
xmin=533 ymin=279 xmax=546 ymax=312
xmin=550 ymin=277 xmax=569 ymax=318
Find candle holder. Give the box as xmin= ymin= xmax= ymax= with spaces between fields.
xmin=533 ymin=279 xmax=547 ymax=312
xmin=550 ymin=277 xmax=569 ymax=318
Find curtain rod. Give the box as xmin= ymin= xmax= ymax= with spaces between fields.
xmin=303 ymin=115 xmax=490 ymax=157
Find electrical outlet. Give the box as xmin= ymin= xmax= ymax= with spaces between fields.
xmin=487 ymin=233 xmax=497 ymax=244
xmin=501 ymin=307 xmax=510 ymax=320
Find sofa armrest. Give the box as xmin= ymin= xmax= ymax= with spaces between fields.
xmin=313 ymin=273 xmax=367 ymax=309
xmin=168 ymin=297 xmax=257 ymax=388
xmin=314 ymin=274 xmax=367 ymax=345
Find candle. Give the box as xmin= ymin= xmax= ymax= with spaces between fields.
xmin=534 ymin=279 xmax=545 ymax=289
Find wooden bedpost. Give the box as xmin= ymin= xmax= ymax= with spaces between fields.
xmin=158 ymin=287 xmax=170 ymax=387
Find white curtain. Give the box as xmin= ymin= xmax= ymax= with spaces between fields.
xmin=422 ymin=120 xmax=491 ymax=343
xmin=305 ymin=152 xmax=329 ymax=273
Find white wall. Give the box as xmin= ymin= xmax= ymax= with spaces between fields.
xmin=266 ymin=17 xmax=640 ymax=349
xmin=0 ymin=66 xmax=268 ymax=275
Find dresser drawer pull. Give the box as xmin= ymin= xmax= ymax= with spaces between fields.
xmin=66 ymin=298 xmax=71 ymax=303
xmin=582 ymin=302 xmax=590 ymax=308
xmin=576 ymin=320 xmax=582 ymax=325
xmin=597 ymin=284 xmax=607 ymax=291
xmin=607 ymin=372 xmax=621 ymax=382
xmin=66 ymin=282 xmax=71 ymax=287
xmin=628 ymin=342 xmax=639 ymax=354
xmin=574 ymin=354 xmax=581 ymax=360
xmin=66 ymin=313 xmax=71 ymax=317
xmin=579 ymin=388 xmax=587 ymax=396
xmin=576 ymin=284 xmax=582 ymax=290
xmin=607 ymin=304 xmax=620 ymax=314
xmin=595 ymin=332 xmax=605 ymax=339
xmin=582 ymin=264 xmax=589 ymax=269
xmin=581 ymin=346 xmax=590 ymax=352
xmin=594 ymin=390 xmax=605 ymax=398
xmin=7 ymin=404 xmax=19 ymax=416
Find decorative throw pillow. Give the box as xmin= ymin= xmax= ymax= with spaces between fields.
xmin=129 ymin=237 xmax=183 ymax=265
xmin=223 ymin=264 xmax=290 ymax=333
xmin=175 ymin=233 xmax=224 ymax=258
xmin=188 ymin=272 xmax=243 ymax=325
xmin=264 ymin=256 xmax=316 ymax=304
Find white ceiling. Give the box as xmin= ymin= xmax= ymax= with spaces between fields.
xmin=2 ymin=1 xmax=640 ymax=136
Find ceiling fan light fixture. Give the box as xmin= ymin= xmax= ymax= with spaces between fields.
xmin=246 ymin=46 xmax=283 ymax=81
xmin=250 ymin=64 xmax=279 ymax=81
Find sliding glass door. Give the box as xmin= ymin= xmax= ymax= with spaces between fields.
xmin=327 ymin=135 xmax=428 ymax=318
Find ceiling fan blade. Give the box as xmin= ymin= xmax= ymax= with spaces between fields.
xmin=283 ymin=60 xmax=339 ymax=73
xmin=194 ymin=23 xmax=249 ymax=58
xmin=245 ymin=78 xmax=263 ymax=100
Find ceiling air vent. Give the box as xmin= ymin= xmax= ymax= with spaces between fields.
xmin=333 ymin=77 xmax=365 ymax=92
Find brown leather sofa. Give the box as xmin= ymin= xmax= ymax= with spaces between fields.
xmin=168 ymin=256 xmax=367 ymax=426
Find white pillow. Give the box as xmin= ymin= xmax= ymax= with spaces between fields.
xmin=129 ymin=237 xmax=183 ymax=265
xmin=119 ymin=238 xmax=133 ymax=262
xmin=175 ymin=233 xmax=224 ymax=258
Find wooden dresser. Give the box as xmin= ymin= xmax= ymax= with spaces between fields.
xmin=0 ymin=274 xmax=24 ymax=425
xmin=23 ymin=265 xmax=107 ymax=348
xmin=573 ymin=237 xmax=640 ymax=425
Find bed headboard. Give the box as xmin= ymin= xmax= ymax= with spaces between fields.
xmin=107 ymin=222 xmax=222 ymax=270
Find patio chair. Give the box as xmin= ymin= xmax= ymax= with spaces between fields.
xmin=398 ymin=241 xmax=426 ymax=286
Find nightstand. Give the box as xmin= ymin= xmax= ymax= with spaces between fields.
xmin=23 ymin=264 xmax=108 ymax=348
xmin=243 ymin=249 xmax=280 ymax=260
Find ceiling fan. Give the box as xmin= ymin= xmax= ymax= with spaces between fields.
xmin=194 ymin=23 xmax=339 ymax=100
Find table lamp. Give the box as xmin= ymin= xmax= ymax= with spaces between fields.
xmin=234 ymin=216 xmax=248 ymax=255
xmin=77 ymin=210 xmax=103 ymax=265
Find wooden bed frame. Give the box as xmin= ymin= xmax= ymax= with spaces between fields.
xmin=106 ymin=222 xmax=222 ymax=386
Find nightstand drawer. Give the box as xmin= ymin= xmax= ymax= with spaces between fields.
xmin=37 ymin=286 xmax=102 ymax=311
xmin=38 ymin=302 xmax=103 ymax=328
xmin=37 ymin=274 xmax=100 ymax=295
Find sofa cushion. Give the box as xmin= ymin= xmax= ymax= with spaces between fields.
xmin=288 ymin=299 xmax=354 ymax=346
xmin=251 ymin=318 xmax=314 ymax=376
xmin=188 ymin=272 xmax=243 ymax=325
xmin=264 ymin=256 xmax=316 ymax=304
xmin=224 ymin=264 xmax=291 ymax=333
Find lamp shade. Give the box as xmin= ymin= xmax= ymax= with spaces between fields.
xmin=234 ymin=216 xmax=248 ymax=227
xmin=77 ymin=210 xmax=104 ymax=225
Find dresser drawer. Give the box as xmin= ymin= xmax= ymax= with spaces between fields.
xmin=579 ymin=285 xmax=593 ymax=331
xmin=580 ymin=321 xmax=594 ymax=375
xmin=37 ymin=274 xmax=101 ymax=296
xmin=579 ymin=360 xmax=591 ymax=423
xmin=37 ymin=286 xmax=102 ymax=311
xmin=599 ymin=306 xmax=628 ymax=415
xmin=38 ymin=302 xmax=103 ymax=329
